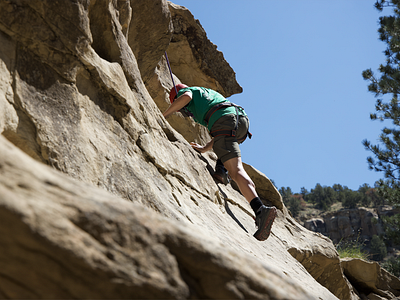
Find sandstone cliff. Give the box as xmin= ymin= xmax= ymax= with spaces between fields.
xmin=304 ymin=207 xmax=385 ymax=244
xmin=0 ymin=1 xmax=399 ymax=299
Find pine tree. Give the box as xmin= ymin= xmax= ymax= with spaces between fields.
xmin=362 ymin=0 xmax=400 ymax=246
xmin=370 ymin=235 xmax=388 ymax=261
xmin=300 ymin=187 xmax=308 ymax=199
xmin=288 ymin=196 xmax=301 ymax=218
xmin=279 ymin=187 xmax=293 ymax=203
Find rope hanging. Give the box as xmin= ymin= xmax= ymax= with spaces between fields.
xmin=164 ymin=51 xmax=178 ymax=97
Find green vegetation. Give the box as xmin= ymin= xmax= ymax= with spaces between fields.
xmin=335 ymin=237 xmax=369 ymax=260
xmin=278 ymin=183 xmax=395 ymax=263
xmin=362 ymin=0 xmax=400 ymax=257
xmin=279 ymin=183 xmax=384 ymax=217
xmin=370 ymin=235 xmax=388 ymax=261
xmin=382 ymin=257 xmax=400 ymax=277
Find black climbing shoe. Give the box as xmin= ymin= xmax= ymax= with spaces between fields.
xmin=253 ymin=206 xmax=277 ymax=241
xmin=213 ymin=164 xmax=230 ymax=185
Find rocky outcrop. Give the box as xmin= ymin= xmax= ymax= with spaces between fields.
xmin=304 ymin=208 xmax=385 ymax=244
xmin=0 ymin=0 xmax=397 ymax=299
xmin=378 ymin=205 xmax=400 ymax=218
xmin=128 ymin=0 xmax=172 ymax=84
xmin=341 ymin=258 xmax=400 ymax=299
xmin=167 ymin=2 xmax=242 ymax=98
xmin=1 ymin=136 xmax=322 ymax=299
xmin=145 ymin=2 xmax=243 ymax=147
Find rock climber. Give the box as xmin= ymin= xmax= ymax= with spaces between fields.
xmin=163 ymin=84 xmax=277 ymax=241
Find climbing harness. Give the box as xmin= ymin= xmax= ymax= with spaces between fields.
xmin=205 ymin=102 xmax=252 ymax=142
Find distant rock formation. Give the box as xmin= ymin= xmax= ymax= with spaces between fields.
xmin=0 ymin=0 xmax=398 ymax=299
xmin=304 ymin=207 xmax=386 ymax=244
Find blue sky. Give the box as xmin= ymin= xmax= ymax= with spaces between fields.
xmin=172 ymin=1 xmax=389 ymax=193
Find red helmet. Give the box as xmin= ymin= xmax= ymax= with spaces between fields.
xmin=169 ymin=84 xmax=188 ymax=103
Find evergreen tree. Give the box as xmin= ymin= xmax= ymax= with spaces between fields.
xmin=308 ymin=184 xmax=324 ymax=209
xmin=307 ymin=184 xmax=338 ymax=211
xmin=370 ymin=235 xmax=388 ymax=261
xmin=358 ymin=183 xmax=372 ymax=207
xmin=342 ymin=188 xmax=361 ymax=209
xmin=279 ymin=187 xmax=293 ymax=203
xmin=382 ymin=256 xmax=400 ymax=277
xmin=300 ymin=187 xmax=308 ymax=199
xmin=366 ymin=185 xmax=386 ymax=206
xmin=325 ymin=186 xmax=338 ymax=204
xmin=288 ymin=196 xmax=301 ymax=218
xmin=333 ymin=184 xmax=346 ymax=202
xmin=362 ymin=0 xmax=400 ymax=246
xmin=332 ymin=184 xmax=344 ymax=193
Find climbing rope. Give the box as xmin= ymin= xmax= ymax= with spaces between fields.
xmin=164 ymin=51 xmax=178 ymax=97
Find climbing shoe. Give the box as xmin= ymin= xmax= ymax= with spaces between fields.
xmin=253 ymin=205 xmax=277 ymax=241
xmin=213 ymin=164 xmax=230 ymax=185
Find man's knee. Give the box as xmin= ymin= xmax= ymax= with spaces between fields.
xmin=229 ymin=165 xmax=254 ymax=187
xmin=248 ymin=176 xmax=256 ymax=189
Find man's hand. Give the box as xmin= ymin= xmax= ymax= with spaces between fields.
xmin=190 ymin=138 xmax=214 ymax=153
xmin=190 ymin=142 xmax=207 ymax=153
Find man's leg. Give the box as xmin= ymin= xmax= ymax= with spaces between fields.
xmin=223 ymin=156 xmax=257 ymax=203
xmin=223 ymin=156 xmax=277 ymax=241
xmin=213 ymin=159 xmax=230 ymax=185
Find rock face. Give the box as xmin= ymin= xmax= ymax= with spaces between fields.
xmin=0 ymin=0 xmax=397 ymax=299
xmin=145 ymin=2 xmax=243 ymax=147
xmin=0 ymin=136 xmax=321 ymax=299
xmin=166 ymin=2 xmax=242 ymax=98
xmin=304 ymin=208 xmax=385 ymax=244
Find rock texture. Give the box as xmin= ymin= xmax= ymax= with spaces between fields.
xmin=167 ymin=2 xmax=242 ymax=98
xmin=0 ymin=136 xmax=321 ymax=299
xmin=341 ymin=258 xmax=400 ymax=299
xmin=0 ymin=0 xmax=397 ymax=299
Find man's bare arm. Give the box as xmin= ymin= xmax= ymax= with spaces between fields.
xmin=163 ymin=92 xmax=192 ymax=118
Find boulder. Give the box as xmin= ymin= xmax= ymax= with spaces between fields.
xmin=286 ymin=228 xmax=359 ymax=300
xmin=242 ymin=163 xmax=285 ymax=211
xmin=304 ymin=218 xmax=326 ymax=233
xmin=378 ymin=205 xmax=400 ymax=218
xmin=341 ymin=258 xmax=400 ymax=299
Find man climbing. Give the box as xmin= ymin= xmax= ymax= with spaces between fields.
xmin=163 ymin=84 xmax=277 ymax=241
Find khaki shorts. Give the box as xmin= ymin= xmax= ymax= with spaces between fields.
xmin=211 ymin=114 xmax=249 ymax=164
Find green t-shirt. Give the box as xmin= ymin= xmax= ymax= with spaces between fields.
xmin=177 ymin=87 xmax=246 ymax=131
